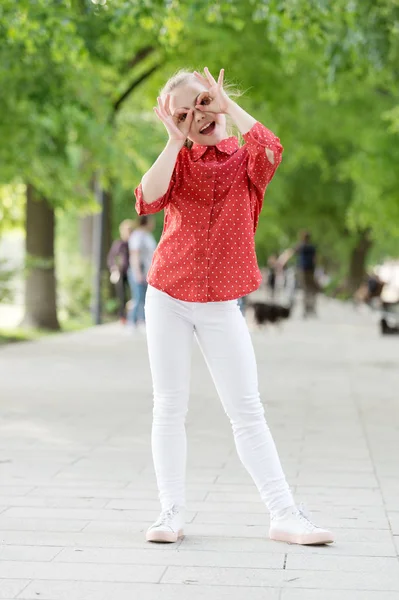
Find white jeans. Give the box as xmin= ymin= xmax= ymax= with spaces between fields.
xmin=145 ymin=285 xmax=294 ymax=516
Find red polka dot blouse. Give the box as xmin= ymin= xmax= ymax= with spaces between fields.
xmin=135 ymin=121 xmax=282 ymax=302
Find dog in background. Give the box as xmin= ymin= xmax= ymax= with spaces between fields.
xmin=246 ymin=300 xmax=293 ymax=329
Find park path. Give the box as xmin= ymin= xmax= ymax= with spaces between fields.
xmin=0 ymin=298 xmax=399 ymax=599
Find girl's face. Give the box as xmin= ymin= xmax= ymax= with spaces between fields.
xmin=169 ymin=80 xmax=227 ymax=146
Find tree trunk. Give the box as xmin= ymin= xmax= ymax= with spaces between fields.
xmin=79 ymin=186 xmax=112 ymax=265
xmin=21 ymin=184 xmax=60 ymax=330
xmin=102 ymin=188 xmax=115 ymax=307
xmin=347 ymin=230 xmax=372 ymax=293
xmin=79 ymin=215 xmax=94 ymax=259
xmin=79 ymin=176 xmax=96 ymax=260
xmin=103 ymin=188 xmax=113 ymax=268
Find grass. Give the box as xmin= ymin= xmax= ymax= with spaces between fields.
xmin=0 ymin=313 xmax=96 ymax=346
xmin=0 ymin=327 xmax=45 ymax=345
xmin=61 ymin=313 xmax=94 ymax=332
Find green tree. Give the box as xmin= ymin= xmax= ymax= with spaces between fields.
xmin=0 ymin=0 xmax=181 ymax=328
xmin=163 ymin=4 xmax=399 ymax=287
xmin=1 ymin=0 xmax=398 ymax=330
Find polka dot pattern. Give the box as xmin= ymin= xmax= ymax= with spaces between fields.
xmin=135 ymin=122 xmax=283 ymax=303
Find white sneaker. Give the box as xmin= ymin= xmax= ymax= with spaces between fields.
xmin=146 ymin=505 xmax=184 ymax=543
xmin=269 ymin=505 xmax=334 ymax=545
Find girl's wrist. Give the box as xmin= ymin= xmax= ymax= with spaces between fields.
xmin=225 ymin=97 xmax=238 ymax=116
xmin=166 ymin=138 xmax=185 ymax=151
xmin=224 ymin=98 xmax=257 ymax=134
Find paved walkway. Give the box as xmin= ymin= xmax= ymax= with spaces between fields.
xmin=0 ymin=298 xmax=399 ymax=599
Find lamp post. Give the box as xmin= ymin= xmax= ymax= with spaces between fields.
xmin=92 ymin=173 xmax=106 ymax=325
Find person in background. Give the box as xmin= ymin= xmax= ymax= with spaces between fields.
xmin=267 ymin=254 xmax=278 ymax=300
xmin=237 ymin=296 xmax=247 ymax=315
xmin=107 ymin=219 xmax=135 ymax=324
xmin=128 ymin=215 xmax=156 ymax=329
xmin=354 ymin=269 xmax=384 ymax=307
xmin=278 ymin=231 xmax=318 ymax=317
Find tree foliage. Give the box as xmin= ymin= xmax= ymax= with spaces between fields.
xmin=0 ymin=0 xmax=398 ymax=323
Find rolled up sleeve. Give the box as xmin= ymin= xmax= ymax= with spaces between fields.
xmin=134 ymin=174 xmax=175 ymax=216
xmin=243 ymin=122 xmax=283 ymax=195
xmin=135 ymin=154 xmax=181 ymax=216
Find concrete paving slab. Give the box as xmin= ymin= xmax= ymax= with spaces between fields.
xmin=0 ymin=298 xmax=398 ymax=598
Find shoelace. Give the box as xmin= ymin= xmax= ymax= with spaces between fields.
xmin=158 ymin=506 xmax=179 ymax=527
xmin=296 ymin=503 xmax=317 ymax=530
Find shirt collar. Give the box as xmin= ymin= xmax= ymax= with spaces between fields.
xmin=190 ymin=136 xmax=239 ymax=162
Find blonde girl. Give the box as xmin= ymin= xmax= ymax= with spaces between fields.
xmin=135 ymin=67 xmax=333 ymax=546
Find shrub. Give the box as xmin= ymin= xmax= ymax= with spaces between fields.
xmin=0 ymin=258 xmax=16 ymax=304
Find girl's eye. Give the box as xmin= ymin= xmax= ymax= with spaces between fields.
xmin=178 ymin=113 xmax=187 ymax=122
xmin=201 ymin=96 xmax=210 ymax=105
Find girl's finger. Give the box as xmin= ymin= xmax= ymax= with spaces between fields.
xmin=157 ymin=96 xmax=168 ymax=120
xmin=185 ymin=108 xmax=194 ymax=127
xmin=204 ymin=66 xmax=217 ymax=86
xmin=217 ymin=68 xmax=224 ymax=87
xmin=196 ymin=91 xmax=212 ymax=108
xmin=157 ymin=96 xmax=164 ymax=115
xmin=176 ymin=109 xmax=193 ymax=128
xmin=155 ymin=106 xmax=170 ymax=126
xmin=157 ymin=95 xmax=167 ymax=113
xmin=164 ymin=93 xmax=172 ymax=116
xmin=155 ymin=108 xmax=183 ymax=137
xmin=169 ymin=121 xmax=186 ymax=138
xmin=153 ymin=107 xmax=162 ymax=121
xmin=196 ymin=104 xmax=218 ymax=114
xmin=170 ymin=122 xmax=184 ymax=136
xmin=154 ymin=107 xmax=168 ymax=124
xmin=193 ymin=71 xmax=209 ymax=87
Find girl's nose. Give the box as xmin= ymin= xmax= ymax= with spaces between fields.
xmin=194 ymin=108 xmax=205 ymax=121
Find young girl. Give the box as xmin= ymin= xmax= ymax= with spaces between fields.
xmin=135 ymin=67 xmax=334 ymax=546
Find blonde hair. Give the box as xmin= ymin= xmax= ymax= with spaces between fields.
xmin=160 ymin=69 xmax=242 ymax=148
xmin=119 ymin=219 xmax=135 ymax=237
xmin=160 ymin=70 xmax=196 ymax=98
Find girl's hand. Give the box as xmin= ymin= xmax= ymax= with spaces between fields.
xmin=193 ymin=67 xmax=230 ymax=114
xmin=154 ymin=94 xmax=193 ymax=144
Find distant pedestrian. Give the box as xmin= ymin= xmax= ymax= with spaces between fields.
xmin=128 ymin=215 xmax=156 ymax=329
xmin=107 ymin=219 xmax=135 ymax=324
xmin=279 ymin=231 xmax=319 ymax=317
xmin=267 ymin=254 xmax=278 ymax=299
